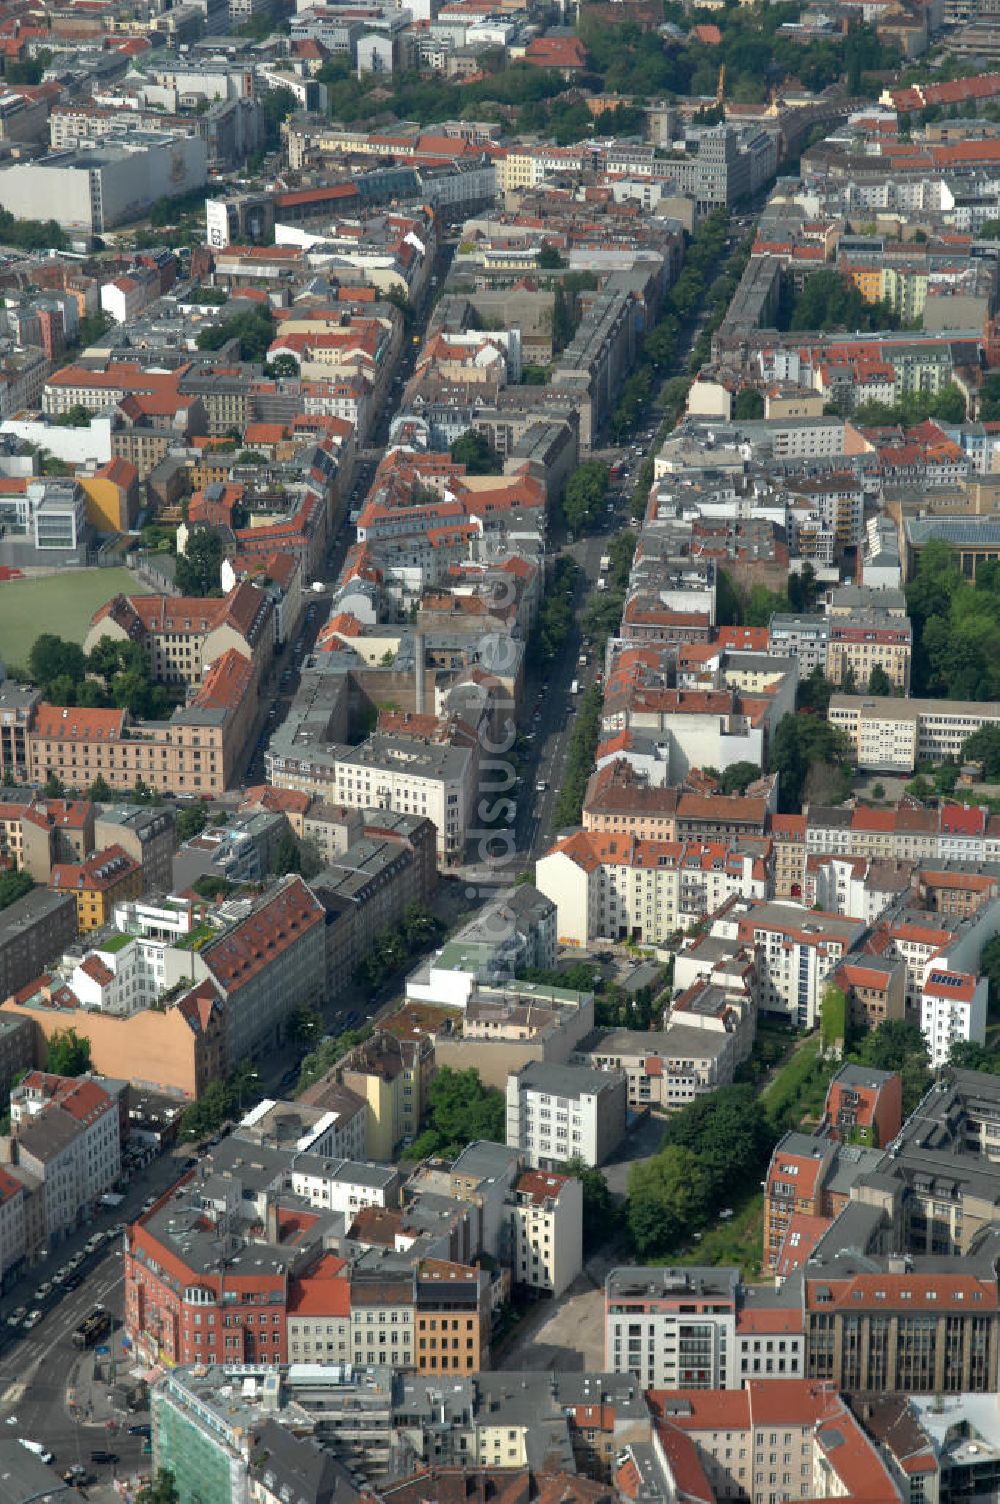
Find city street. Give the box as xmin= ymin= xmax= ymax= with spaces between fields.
xmin=0 ymin=1144 xmax=194 ymax=1494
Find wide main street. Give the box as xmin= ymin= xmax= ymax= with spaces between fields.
xmin=0 ymin=1143 xmax=193 ymax=1491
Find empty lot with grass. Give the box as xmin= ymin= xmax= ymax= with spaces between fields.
xmin=0 ymin=568 xmax=151 ymax=668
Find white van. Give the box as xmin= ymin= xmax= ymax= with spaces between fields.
xmin=20 ymin=1440 xmax=54 ymax=1464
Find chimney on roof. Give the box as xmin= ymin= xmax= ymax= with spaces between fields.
xmin=414 ymin=632 xmax=425 ymax=716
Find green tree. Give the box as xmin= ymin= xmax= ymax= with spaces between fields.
xmin=0 ymin=870 xmax=32 ymax=910
xmin=553 ymin=685 xmax=602 ymax=827
xmin=401 ymin=903 xmax=438 ymax=948
xmin=961 ymin=724 xmax=1000 ymax=778
xmin=88 ymin=774 xmax=113 ymax=802
xmin=537 ymin=243 xmax=565 ymax=269
xmin=796 ymin=666 xmax=835 ymax=715
xmin=46 ymin=1027 xmax=92 ymax=1077
xmin=273 ymin=829 xmax=302 ymax=876
xmin=175 ymin=528 xmax=223 ymax=596
xmin=43 ymin=772 xmax=65 ymax=799
xmin=771 ymin=712 xmax=855 ymax=812
xmin=851 ymin=1018 xmax=930 ymax=1114
xmin=29 ymin=634 xmax=86 ymax=698
xmin=868 ymin=663 xmax=893 ymax=696
xmin=176 ymin=805 xmax=209 ymax=843
xmin=820 ymin=986 xmax=847 ymax=1054
xmin=744 ymin=584 xmax=791 ymax=628
xmin=733 ymin=388 xmax=764 ymax=420
xmin=287 ymin=1006 xmax=322 ymax=1044
xmin=562 ymin=461 xmax=609 ymax=534
xmin=949 ymin=1040 xmax=1000 ymax=1071
xmin=417 ymin=1066 xmax=506 ymax=1157
xmin=560 ymin=1155 xmax=616 ymax=1249
xmin=266 ymin=353 xmax=299 ymax=378
xmin=449 ymin=429 xmax=502 ymax=475
xmin=779 ymin=268 xmax=898 ymax=333
xmin=719 ymin=761 xmax=759 ymax=795
xmin=135 ymin=1471 xmax=179 ymax=1504
xmin=627 ymin=1145 xmax=712 ymax=1257
xmin=196 ymin=303 xmax=273 ymax=362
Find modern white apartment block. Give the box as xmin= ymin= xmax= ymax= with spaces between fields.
xmin=605 ymin=1266 xmax=740 ymax=1390
xmin=505 ymin=1061 xmax=627 ymax=1169
xmin=604 ymin=1266 xmax=805 ymax=1392
xmin=716 ymin=899 xmax=865 ymax=1029
xmin=920 ymin=968 xmax=988 ymax=1067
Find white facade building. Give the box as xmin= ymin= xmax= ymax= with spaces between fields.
xmin=509 ymin=1169 xmax=582 ymax=1300
xmin=920 ymin=968 xmax=988 ymax=1068
xmin=505 ymin=1061 xmax=627 ymax=1170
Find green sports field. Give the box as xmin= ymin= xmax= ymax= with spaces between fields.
xmin=0 ymin=568 xmax=152 ymax=670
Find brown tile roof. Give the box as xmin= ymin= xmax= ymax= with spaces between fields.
xmin=202 ymin=878 xmax=324 ymax=994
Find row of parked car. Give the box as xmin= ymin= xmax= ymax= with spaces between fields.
xmin=5 ymin=1226 xmax=122 ymax=1334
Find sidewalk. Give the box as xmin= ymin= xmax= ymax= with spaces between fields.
xmin=67 ymin=1345 xmax=139 ymax=1433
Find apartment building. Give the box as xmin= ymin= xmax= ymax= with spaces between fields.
xmin=84 ymin=584 xmax=274 ymax=687
xmin=0 ymin=1167 xmax=25 ymax=1290
xmin=605 ymin=1267 xmax=805 ymax=1392
xmin=26 ymin=650 xmax=259 ymax=797
xmin=348 ymin=1266 xmax=415 ymax=1372
xmin=126 ymin=1187 xmax=331 ymax=1366
xmin=0 ymin=793 xmax=94 ymax=883
xmin=830 ymin=955 xmax=907 ymax=1033
xmin=94 ymin=805 xmax=176 ymax=893
xmin=200 ymin=877 xmax=326 ymax=1064
xmin=762 ymin=1131 xmax=884 ymax=1273
xmin=829 ymin=694 xmax=1000 ymax=772
xmin=414 ymin=1259 xmax=491 ymax=1375
xmin=726 ymin=900 xmax=866 ymax=1029
xmin=655 ymin=1380 xmax=902 ymax=1504
xmin=921 ymin=967 xmax=988 ymax=1067
xmin=606 ymin=1267 xmax=741 ymax=1391
xmin=239 ymin=1092 xmax=367 ymax=1164
xmin=0 ymin=888 xmax=77 ymax=1002
xmin=322 ymin=735 xmax=474 ymax=866
xmin=570 ymin=1024 xmax=739 ymax=1112
xmin=310 ymin=814 xmax=438 ymax=996
xmin=49 ymin=844 xmax=144 ymax=933
xmin=582 ymin=759 xmax=774 ymax=844
xmin=339 ymin=1031 xmax=435 ymax=1161
xmin=769 ymin=614 xmax=830 ymax=676
xmin=826 ymin=612 xmax=913 ymax=694
xmin=820 ymin=1064 xmax=903 ymax=1148
xmin=285 ymin=1252 xmax=351 ymax=1366
xmin=505 ymin=1061 xmax=627 ymax=1169
xmin=535 ymin=830 xmax=771 ymax=948
xmin=508 ymin=1169 xmax=582 ymax=1299
xmin=801 ymin=1262 xmax=1000 ymax=1393
xmin=5 ymin=1074 xmax=121 ymax=1247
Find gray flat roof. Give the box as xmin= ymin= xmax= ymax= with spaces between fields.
xmin=513 ymin=1060 xmax=624 ymax=1097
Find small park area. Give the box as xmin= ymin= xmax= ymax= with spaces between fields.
xmin=0 ymin=568 xmax=150 ymax=668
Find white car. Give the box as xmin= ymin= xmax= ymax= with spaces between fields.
xmin=22 ymin=1309 xmax=41 ymax=1330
